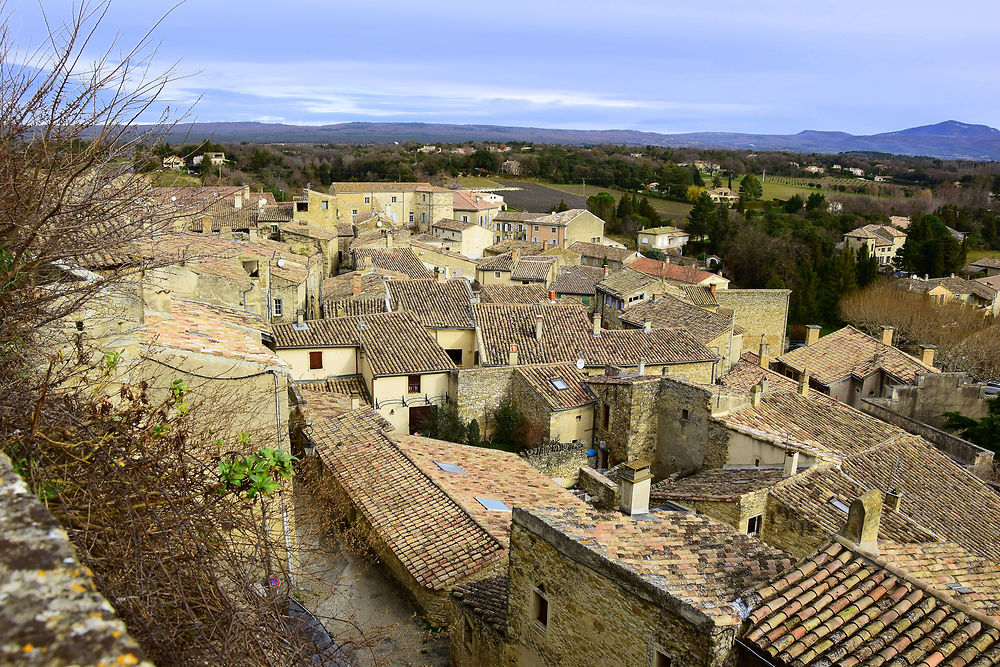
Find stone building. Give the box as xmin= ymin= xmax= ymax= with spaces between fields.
xmin=511 ymin=363 xmax=596 ymax=447
xmin=331 ymin=182 xmax=454 ymax=230
xmin=386 ymin=279 xmax=476 ymax=368
xmin=430 ymin=218 xmax=495 ymax=258
xmin=568 ymin=240 xmax=638 ymax=271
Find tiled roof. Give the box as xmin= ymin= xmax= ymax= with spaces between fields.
xmin=628 ymin=257 xmax=719 ymax=284
xmin=349 ymin=228 xmax=412 ymax=252
xmin=309 ymin=424 xmax=503 ymax=590
xmin=718 ymin=355 xmax=800 ymax=392
xmin=352 ymin=247 xmax=432 ymax=280
xmin=878 ymin=541 xmax=1000 ymax=616
xmin=472 ymin=303 xmax=717 ymax=368
xmin=651 ymin=468 xmax=788 ymax=502
xmin=510 ymin=257 xmax=556 ymax=282
xmin=548 ymin=265 xmax=604 ymax=295
xmin=320 ymin=271 xmax=392 ymax=303
xmin=845 ymin=222 xmax=907 ymax=242
xmin=741 ymin=538 xmax=1000 ymax=666
xmin=142 ymin=298 xmax=283 ymax=367
xmin=714 ymin=388 xmax=903 ymax=461
xmin=679 ymin=284 xmax=719 ymax=306
xmin=279 ymin=222 xmax=338 ymax=241
xmin=452 ymin=577 xmax=509 ymax=634
xmin=596 ymin=267 xmax=658 ymax=299
xmin=296 ymin=376 xmax=369 ymax=403
xmin=293 ymin=386 xmax=365 ymax=424
xmin=485 ymin=239 xmax=546 ymax=256
xmin=387 ymin=279 xmax=475 ymax=329
xmin=514 ymin=363 xmax=595 ymax=411
xmin=535 ymin=209 xmax=588 ymax=227
xmin=520 ymin=506 xmax=793 ymax=624
xmin=433 ymin=218 xmax=478 ymax=232
xmin=398 ymin=435 xmax=585 ymax=546
xmin=620 ymin=295 xmax=732 ymax=342
xmin=336 ymin=222 xmax=354 ymax=237
xmin=477 ymin=253 xmax=515 ymax=272
xmin=145 ymin=232 xmax=314 ymax=284
xmin=323 ymin=296 xmax=388 ymax=317
xmin=975 ymin=274 xmax=1000 ymax=292
xmin=933 ymin=276 xmax=997 ymax=301
xmin=775 ymin=325 xmax=937 ymax=386
xmin=567 ymin=241 xmax=636 ymax=263
xmin=273 ymin=311 xmax=456 ymax=376
xmin=493 ymin=211 xmax=548 ymax=223
xmin=478 ymin=284 xmax=548 ymax=304
xmin=640 ymin=225 xmax=687 ymax=237
xmin=971 ymin=257 xmax=1000 ymax=269
xmin=768 ymin=464 xmax=937 ymax=544
xmin=453 ymin=191 xmax=497 ymax=212
xmin=842 ymin=435 xmax=1000 ymax=564
xmin=333 ymin=182 xmax=449 ymax=193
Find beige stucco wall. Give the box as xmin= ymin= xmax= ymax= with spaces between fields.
xmin=276 ymin=346 xmax=358 ymax=381
xmin=371 ymin=371 xmax=451 ymax=434
xmin=412 ymin=245 xmax=478 ymax=279
xmin=549 ymin=406 xmax=594 ymax=446
xmin=713 ymin=289 xmax=790 ymax=353
xmin=562 ymin=211 xmax=606 ymax=246
xmin=429 ymin=328 xmax=476 ymax=368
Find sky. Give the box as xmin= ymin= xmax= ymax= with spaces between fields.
xmin=8 ymin=0 xmax=1000 ymax=135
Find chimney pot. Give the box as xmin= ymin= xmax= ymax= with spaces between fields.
xmin=619 ymin=460 xmax=651 ymax=516
xmin=385 ymin=230 xmax=393 ymax=249
xmin=297 ymin=310 xmax=304 ymax=326
xmin=751 ymin=382 xmax=763 ymax=407
xmin=758 ymin=338 xmax=770 ymax=368
xmin=881 ymin=326 xmax=894 ymax=346
xmin=535 ymin=314 xmax=543 ymax=340
xmin=798 ymin=369 xmax=810 ymax=396
xmin=350 ymin=394 xmax=360 ymax=410
xmin=508 ymin=343 xmax=519 ymax=366
xmin=592 ymin=312 xmax=602 ymax=337
xmin=919 ymin=344 xmax=936 ymax=367
xmin=511 ymin=248 xmax=519 ymax=263
xmin=805 ymin=324 xmax=821 ymax=346
xmin=602 ymin=264 xmax=609 ymax=278
xmin=643 ymin=318 xmax=652 ymax=333
xmin=637 ymin=358 xmax=646 ymax=375
xmin=841 ymin=489 xmax=883 ymax=554
xmin=548 ymin=290 xmax=556 ymax=303
xmin=886 ymin=488 xmax=903 ymax=511
xmin=783 ymin=450 xmax=800 ymax=477
xmin=352 ymin=273 xmax=362 ymax=296
xmin=709 ymin=283 xmax=717 ymax=295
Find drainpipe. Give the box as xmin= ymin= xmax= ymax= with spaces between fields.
xmin=269 ymin=369 xmax=295 ymax=585
xmin=241 ymin=282 xmax=255 ymax=313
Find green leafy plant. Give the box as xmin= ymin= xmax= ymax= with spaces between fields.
xmin=218 ymin=447 xmax=297 ymax=499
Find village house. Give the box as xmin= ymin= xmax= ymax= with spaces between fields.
xmin=491 ymin=211 xmax=548 ymax=243
xmin=843 ymin=223 xmax=907 ymax=266
xmin=331 ymin=182 xmax=454 ymax=230
xmin=351 ymin=246 xmax=433 ymax=280
xmin=771 ymin=325 xmax=938 ymax=407
xmin=452 ymin=190 xmax=503 ymax=230
xmin=192 ymin=151 xmax=226 ymax=167
xmin=271 ymin=311 xmax=456 ymax=434
xmin=511 ymin=363 xmax=596 ymax=446
xmin=161 ymin=155 xmax=185 ymax=170
xmin=430 ymin=218 xmax=495 ymax=258
xmin=484 ymin=238 xmax=547 ymax=257
xmin=478 ymin=284 xmax=549 ymax=304
xmin=707 ymin=186 xmax=738 ymax=205
xmin=966 ymin=256 xmax=1000 ymax=277
xmin=386 ymin=279 xmax=476 ymax=368
xmin=526 ymin=209 xmax=606 ymax=248
xmin=303 ymin=407 xmax=585 ymax=624
xmin=500 ymin=159 xmax=521 ymax=175
xmin=636 ymin=225 xmax=690 ymax=253
xmin=567 ymin=240 xmax=639 ymax=271
xmin=628 ymin=256 xmax=730 ymax=290
xmin=900 ymin=274 xmax=999 ymax=315
xmin=277 ymin=221 xmax=340 ymax=276
xmin=410 ymin=240 xmax=479 ymax=280
xmin=547 ymin=265 xmax=605 ymax=306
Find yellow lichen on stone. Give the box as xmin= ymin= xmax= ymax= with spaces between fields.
xmin=116 ymin=653 xmax=139 ymax=665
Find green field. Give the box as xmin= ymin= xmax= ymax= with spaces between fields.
xmin=526 ymin=181 xmax=693 ymax=221
xmin=728 ymin=174 xmax=875 ymax=202
xmin=458 ymin=175 xmax=505 ymax=189
xmin=967 ymin=249 xmax=1000 ymax=263
xmin=148 ymin=171 xmax=202 ymax=187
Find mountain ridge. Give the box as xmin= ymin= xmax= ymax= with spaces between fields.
xmin=154 ymin=119 xmax=1000 ymax=161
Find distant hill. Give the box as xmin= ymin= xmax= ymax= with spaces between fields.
xmin=153 ymin=120 xmax=1000 ymax=161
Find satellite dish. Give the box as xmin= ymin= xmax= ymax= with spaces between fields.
xmin=276 ymin=258 xmax=286 ymax=268
xmin=576 ymin=358 xmax=585 ymax=370
xmin=376 ymin=220 xmax=382 ymax=227
xmin=171 ymin=196 xmax=176 ymax=202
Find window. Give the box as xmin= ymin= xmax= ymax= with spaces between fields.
xmin=434 ymin=461 xmax=467 ymax=474
xmin=827 ymin=497 xmax=850 ymax=513
xmin=681 ymin=409 xmax=689 ymax=420
xmin=522 ymin=280 xmax=530 ymax=285
xmin=531 ymin=237 xmax=538 ymax=242
xmin=549 ymin=377 xmax=570 ymax=391
xmin=309 ymin=351 xmax=323 ymax=370
xmin=601 ymin=403 xmax=610 ymax=429
xmin=273 ymin=298 xmax=283 ymax=317
xmin=551 ymin=227 xmax=557 ymax=233
xmin=464 ymin=618 xmax=474 ymax=651
xmin=422 ymin=194 xmax=427 ymax=202
xmin=581 ymin=295 xmax=590 ymax=306
xmin=321 ymin=200 xmax=328 ymax=210
xmin=391 ymin=196 xmax=397 ymax=203
xmin=364 ymin=196 xmax=370 ymax=204
xmin=475 ymin=497 xmax=511 ymax=512
xmin=531 ymin=585 xmax=548 ymax=629
xmin=351 ymin=209 xmax=358 ymax=216
xmin=747 ymin=514 xmax=762 ymax=535
xmin=534 ymin=225 xmax=539 ymax=231
xmin=296 ymin=201 xmax=308 ymax=212
xmin=653 ymin=650 xmax=671 ymax=667
xmin=576 ymin=414 xmax=582 ymax=421
xmin=407 ymin=374 xmax=421 ymax=394
xmin=495 ymin=271 xmax=502 ymax=278
xmin=422 ymin=213 xmax=427 ymax=222
xmin=461 ymin=215 xmax=469 ymax=222
xmin=446 ymin=348 xmax=463 ymax=364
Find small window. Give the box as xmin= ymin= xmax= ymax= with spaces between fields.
xmin=475 ymin=497 xmax=511 ymax=512
xmin=551 ymin=227 xmax=557 ymax=233
xmin=581 ymin=295 xmax=590 ymax=306
xmin=434 ymin=461 xmax=467 ymax=474
xmin=446 ymin=348 xmax=463 ymax=364
xmin=391 ymin=196 xmax=397 ymax=203
xmin=321 ymin=200 xmax=329 ymax=210
xmin=352 ymin=209 xmax=358 ymax=216
xmin=364 ymin=196 xmax=370 ymax=204
xmin=549 ymin=377 xmax=570 ymax=391
xmin=945 ymin=581 xmax=975 ymax=594
xmin=273 ymin=298 xmax=283 ymax=317
xmin=747 ymin=514 xmax=762 ymax=535
xmin=601 ymin=403 xmax=610 ymax=429
xmin=681 ymin=409 xmax=689 ymax=420
xmin=828 ymin=498 xmax=850 ymax=513
xmin=309 ymin=351 xmax=323 ymax=370
xmin=522 ymin=280 xmax=530 ymax=285
xmin=534 ymin=225 xmax=539 ymax=231
xmin=653 ymin=650 xmax=671 ymax=667
xmin=531 ymin=585 xmax=548 ymax=629
xmin=462 ymin=215 xmax=469 ymax=222
xmin=576 ymin=414 xmax=582 ymax=421
xmin=407 ymin=375 xmax=421 ymax=394
xmin=494 ymin=271 xmax=502 ymax=278
xmin=422 ymin=194 xmax=427 ymax=202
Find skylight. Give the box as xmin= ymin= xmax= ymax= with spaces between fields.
xmin=475 ymin=497 xmax=511 ymax=512
xmin=434 ymin=461 xmax=466 ymax=474
xmin=827 ymin=498 xmax=850 ymax=513
xmin=945 ymin=581 xmax=974 ymax=594
xmin=548 ymin=377 xmax=570 ymax=391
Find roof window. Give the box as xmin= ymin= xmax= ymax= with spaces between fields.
xmin=475 ymin=497 xmax=511 ymax=512
xmin=548 ymin=377 xmax=570 ymax=391
xmin=945 ymin=581 xmax=974 ymax=594
xmin=827 ymin=498 xmax=850 ymax=513
xmin=434 ymin=461 xmax=467 ymax=474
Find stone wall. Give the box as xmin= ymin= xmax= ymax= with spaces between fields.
xmin=760 ymin=489 xmax=829 ymax=559
xmin=449 ymin=598 xmax=507 ymax=667
xmin=505 ymin=515 xmax=738 ymax=666
xmin=714 ymin=288 xmax=790 ymax=352
xmin=588 ymin=377 xmax=661 ymax=468
xmin=519 ymin=442 xmax=589 ymax=485
xmin=0 ymin=452 xmax=150 ymax=666
xmin=576 ymin=467 xmax=619 ymax=508
xmin=654 ymin=380 xmax=718 ymax=478
xmin=882 ymin=372 xmax=992 ymax=427
xmin=455 ymin=366 xmax=516 ymax=438
xmin=860 ymin=398 xmax=994 ymax=480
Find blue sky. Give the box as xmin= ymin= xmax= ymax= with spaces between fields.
xmin=10 ymin=1 xmax=1000 ymax=134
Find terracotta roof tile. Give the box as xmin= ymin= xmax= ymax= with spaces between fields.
xmin=566 ymin=241 xmax=636 ymax=263
xmin=485 ymin=239 xmax=546 ymax=255
xmin=514 ymin=363 xmax=595 ymax=411
xmin=453 ymin=191 xmax=497 ymax=212
xmin=651 ymin=468 xmax=789 ymax=502
xmin=628 ymin=257 xmax=720 ymax=284
xmin=620 ymin=295 xmax=733 ymax=342
xmin=679 ymin=284 xmax=719 ymax=306
xmin=452 ymin=577 xmax=509 ymax=634
xmin=432 ymin=218 xmax=478 ymax=232
xmin=595 ymin=267 xmax=658 ymax=299
xmin=477 ymin=253 xmax=516 ymax=272
xmin=333 ymin=182 xmax=448 ymax=193
xmin=478 ymin=284 xmax=548 ymax=304
xmin=775 ymin=325 xmax=938 ymax=386
xmin=548 ymin=265 xmax=604 ymax=295
xmin=718 ymin=356 xmax=800 ymax=392
xmin=387 ymin=279 xmax=475 ymax=328
xmin=510 ymin=257 xmax=556 ymax=282
xmin=352 ymin=247 xmax=432 ymax=280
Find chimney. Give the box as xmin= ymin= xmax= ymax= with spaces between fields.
xmin=352 ymin=273 xmax=362 ymax=296
xmin=350 ymin=394 xmax=360 ymax=411
xmin=709 ymin=283 xmax=717 ymax=296
xmin=619 ymin=461 xmax=651 ymax=516
xmin=758 ymin=339 xmax=770 ymax=368
xmin=385 ymin=230 xmax=393 ymax=249
xmin=508 ymin=343 xmax=518 ymax=366
xmin=881 ymin=326 xmax=894 ymax=346
xmin=535 ymin=314 xmax=543 ymax=340
xmin=637 ymin=358 xmax=646 ymax=375
xmin=798 ymin=369 xmax=809 ymax=396
xmin=297 ymin=310 xmax=304 ymax=326
xmin=643 ymin=318 xmax=652 ymax=333
xmin=919 ymin=344 xmax=936 ymax=367
xmin=805 ymin=325 xmax=821 ymax=346
xmin=592 ymin=312 xmax=602 ymax=337
xmin=783 ymin=450 xmax=800 ymax=477
xmin=234 ymin=193 xmax=243 ymax=210
xmin=602 ymin=264 xmax=609 ymax=279
xmin=511 ymin=248 xmax=519 ymax=263
xmin=201 ymin=214 xmax=212 ymax=233
xmin=444 ymin=265 xmax=451 ymax=280
xmin=548 ymin=290 xmax=557 ymax=303
xmin=750 ymin=382 xmax=763 ymax=407
xmin=885 ymin=488 xmax=903 ymax=511
xmin=841 ymin=489 xmax=883 ymax=554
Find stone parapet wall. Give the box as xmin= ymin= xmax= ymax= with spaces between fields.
xmin=454 ymin=366 xmax=515 ymax=438
xmin=519 ymin=442 xmax=589 ymax=484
